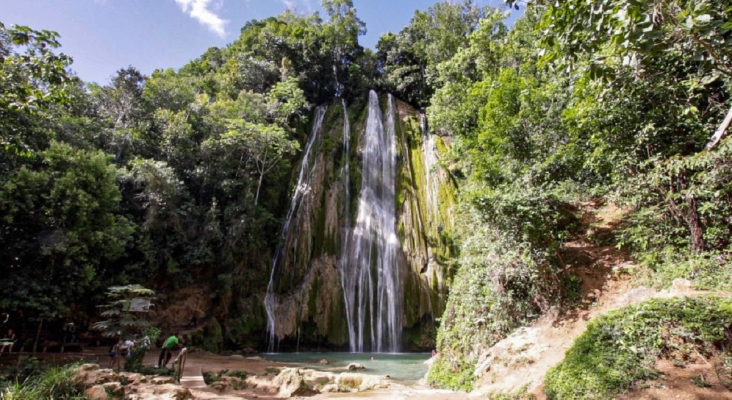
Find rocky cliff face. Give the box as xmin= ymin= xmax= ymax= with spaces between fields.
xmin=265 ymin=94 xmax=456 ymax=351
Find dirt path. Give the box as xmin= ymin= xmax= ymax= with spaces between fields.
xmin=470 ymin=201 xmax=732 ymax=399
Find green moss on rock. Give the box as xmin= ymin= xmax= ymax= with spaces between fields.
xmin=545 ymin=296 xmax=732 ymax=399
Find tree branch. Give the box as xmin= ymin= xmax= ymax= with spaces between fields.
xmin=705 ymin=106 xmax=732 ymax=151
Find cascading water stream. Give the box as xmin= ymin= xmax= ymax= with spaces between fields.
xmin=338 ymin=98 xmax=354 ymax=349
xmin=421 ymin=113 xmax=440 ymax=228
xmin=264 ymin=106 xmax=327 ymax=352
xmin=341 ymin=91 xmax=402 ymax=353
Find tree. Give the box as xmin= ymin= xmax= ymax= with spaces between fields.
xmin=0 ymin=142 xmax=134 ymax=320
xmin=377 ymin=0 xmax=492 ymax=108
xmin=93 ymin=285 xmax=154 ymax=372
xmin=0 ymin=23 xmax=73 ymax=175
xmin=93 ymin=284 xmax=154 ymax=339
xmin=507 ymin=0 xmax=732 ymax=147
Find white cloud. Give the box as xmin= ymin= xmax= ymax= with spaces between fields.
xmin=281 ymin=0 xmax=296 ymax=10
xmin=175 ymin=0 xmax=229 ymax=38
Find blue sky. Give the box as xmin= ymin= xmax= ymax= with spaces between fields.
xmin=2 ymin=0 xmax=516 ymax=85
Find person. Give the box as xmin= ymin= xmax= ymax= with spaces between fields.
xmin=62 ymin=320 xmax=76 ymax=344
xmin=156 ymin=333 xmax=182 ymax=368
xmin=0 ymin=328 xmax=15 ymax=356
xmin=109 ymin=337 xmax=134 ymax=369
xmin=108 ymin=340 xmax=120 ymax=368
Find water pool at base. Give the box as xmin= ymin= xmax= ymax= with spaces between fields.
xmin=262 ymin=352 xmax=431 ymax=382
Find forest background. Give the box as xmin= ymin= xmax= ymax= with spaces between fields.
xmin=1 ymin=0 xmax=731 ymax=390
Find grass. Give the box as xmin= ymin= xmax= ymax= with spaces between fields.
xmin=0 ymin=363 xmax=86 ymax=400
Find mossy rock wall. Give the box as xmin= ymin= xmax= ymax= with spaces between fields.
xmin=393 ymin=97 xmax=457 ymax=342
xmin=266 ymin=94 xmax=456 ymax=350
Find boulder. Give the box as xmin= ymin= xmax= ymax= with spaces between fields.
xmin=336 ymin=373 xmax=389 ymax=392
xmin=126 ymin=383 xmax=193 ymax=400
xmin=302 ymin=370 xmax=335 ymax=387
xmin=102 ymin=382 xmax=125 ymax=398
xmin=84 ymin=385 xmax=109 ymax=400
xmin=320 ymin=383 xmax=340 ymax=393
xmin=73 ymin=365 xmax=121 ymax=388
xmin=273 ymin=368 xmax=310 ymax=397
xmin=211 ymin=375 xmax=246 ymax=392
xmin=318 ymin=358 xmax=329 ymax=364
xmin=346 ymin=363 xmax=365 ymax=370
xmin=120 ymin=372 xmax=148 ymax=384
xmin=151 ymin=376 xmax=176 ymax=385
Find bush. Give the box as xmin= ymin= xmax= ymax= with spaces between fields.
xmin=544 ymin=296 xmax=732 ymax=399
xmin=0 ymin=363 xmax=86 ymax=400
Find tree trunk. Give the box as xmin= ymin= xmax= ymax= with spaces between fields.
xmin=255 ymin=171 xmax=263 ymax=207
xmin=705 ymin=106 xmax=732 ymax=150
xmin=685 ymin=195 xmax=706 ymax=253
xmin=33 ymin=318 xmax=42 ymax=354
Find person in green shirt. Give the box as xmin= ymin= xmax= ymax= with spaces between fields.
xmin=156 ymin=333 xmax=182 ymax=368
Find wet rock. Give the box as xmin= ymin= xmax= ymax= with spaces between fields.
xmin=347 ymin=363 xmax=365 ymax=370
xmin=318 ymin=358 xmax=329 ymax=364
xmin=336 ymin=373 xmax=389 ymax=391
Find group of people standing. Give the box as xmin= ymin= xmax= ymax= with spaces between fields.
xmin=108 ymin=332 xmax=183 ymax=370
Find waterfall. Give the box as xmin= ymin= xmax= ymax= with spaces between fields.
xmin=341 ymin=91 xmax=402 ymax=353
xmin=421 ymin=113 xmax=440 ymax=230
xmin=264 ymin=106 xmax=327 ymax=352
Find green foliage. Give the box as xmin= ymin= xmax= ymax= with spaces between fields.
xmin=377 ymin=1 xmax=495 ymax=109
xmin=545 ymin=297 xmax=732 ymax=399
xmin=202 ymin=318 xmax=224 ymax=353
xmin=0 ymin=22 xmax=73 ymax=174
xmin=488 ymin=385 xmax=535 ymax=400
xmin=427 ymin=353 xmax=475 ymax=391
xmin=202 ymin=369 xmax=248 ymax=389
xmin=93 ymin=285 xmax=154 ymax=339
xmin=0 ymin=362 xmax=85 ymax=400
xmin=0 ymin=141 xmax=134 ymax=319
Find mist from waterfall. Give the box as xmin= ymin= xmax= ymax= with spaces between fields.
xmin=341 ymin=91 xmax=402 ymax=353
xmin=264 ymin=106 xmax=327 ymax=352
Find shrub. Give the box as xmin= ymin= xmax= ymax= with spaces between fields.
xmin=544 ymin=297 xmax=732 ymax=399
xmin=0 ymin=363 xmax=85 ymax=400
